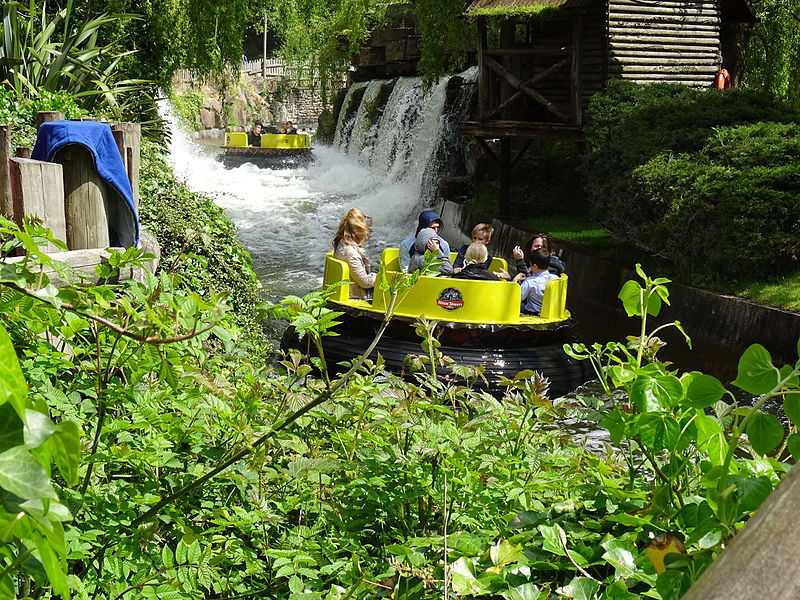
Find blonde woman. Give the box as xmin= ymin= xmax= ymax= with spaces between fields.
xmin=452 ymin=242 xmax=502 ymax=281
xmin=333 ymin=208 xmax=376 ymax=300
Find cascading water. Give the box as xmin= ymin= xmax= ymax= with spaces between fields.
xmin=162 ymin=68 xmax=477 ymax=304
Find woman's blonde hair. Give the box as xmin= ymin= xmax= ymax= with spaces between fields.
xmin=464 ymin=242 xmax=488 ymax=266
xmin=333 ymin=208 xmax=370 ymax=248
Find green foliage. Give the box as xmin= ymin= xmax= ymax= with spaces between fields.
xmin=583 ymin=80 xmax=800 ymax=279
xmin=0 ymin=1 xmax=152 ymax=116
xmin=743 ymin=0 xmax=800 ymax=106
xmin=0 ymin=88 xmax=84 ymax=151
xmin=269 ymin=0 xmax=386 ymax=99
xmin=137 ymin=140 xmax=264 ymax=329
xmin=415 ymin=0 xmax=473 ymax=85
xmin=168 ymin=92 xmax=206 ymax=131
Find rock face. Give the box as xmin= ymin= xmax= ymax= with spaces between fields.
xmin=172 ymin=71 xmax=330 ymax=134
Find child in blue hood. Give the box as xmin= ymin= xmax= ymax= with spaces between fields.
xmin=399 ymin=210 xmax=451 ymax=272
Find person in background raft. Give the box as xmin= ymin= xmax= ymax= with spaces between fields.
xmin=499 ymin=232 xmax=566 ymax=280
xmin=333 ymin=209 xmax=376 ymax=300
xmin=247 ymin=122 xmax=262 ymax=147
xmin=399 ymin=210 xmax=451 ymax=273
xmin=283 ymin=121 xmax=298 ymax=134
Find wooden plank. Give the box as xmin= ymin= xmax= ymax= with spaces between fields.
xmin=55 ymin=144 xmax=110 ymax=250
xmin=0 ymin=126 xmax=11 ymax=219
xmin=611 ymin=56 xmax=720 ymax=65
xmin=609 ymin=24 xmax=719 ymax=34
xmin=9 ymin=158 xmax=66 ymax=249
xmin=610 ymin=13 xmax=721 ymax=25
xmin=609 ymin=48 xmax=721 ymax=57
xmin=111 ymin=122 xmax=141 ymax=209
xmin=609 ymin=4 xmax=720 ymax=15
xmin=611 ymin=34 xmax=721 ymax=44
xmin=611 ymin=63 xmax=717 ymax=73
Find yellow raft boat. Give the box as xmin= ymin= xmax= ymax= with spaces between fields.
xmin=219 ymin=131 xmax=314 ymax=168
xmin=285 ymin=248 xmax=592 ymax=397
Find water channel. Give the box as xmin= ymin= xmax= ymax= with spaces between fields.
xmin=163 ymin=71 xmax=750 ymax=391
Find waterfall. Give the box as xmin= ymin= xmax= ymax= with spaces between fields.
xmin=334 ymin=67 xmax=478 ymax=202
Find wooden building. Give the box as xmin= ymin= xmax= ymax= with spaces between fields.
xmin=459 ymin=0 xmax=755 ymax=213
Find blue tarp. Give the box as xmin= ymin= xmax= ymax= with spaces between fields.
xmin=32 ymin=120 xmax=139 ymax=247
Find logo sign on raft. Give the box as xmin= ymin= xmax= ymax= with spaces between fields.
xmin=437 ymin=287 xmax=464 ymax=311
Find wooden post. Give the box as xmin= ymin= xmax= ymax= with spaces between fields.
xmin=0 ymin=126 xmax=11 ymax=219
xmin=36 ymin=111 xmax=65 ymax=128
xmin=478 ymin=19 xmax=488 ymax=121
xmin=111 ymin=122 xmax=141 ymax=209
xmin=15 ymin=147 xmax=31 ymax=159
xmin=9 ymin=158 xmax=66 ymax=249
xmin=683 ymin=464 xmax=800 ymax=599
xmin=55 ymin=145 xmax=110 ymax=250
xmin=499 ymin=138 xmax=512 ymax=217
xmin=570 ymin=13 xmax=583 ymax=127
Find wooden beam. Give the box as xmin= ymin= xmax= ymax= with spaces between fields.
xmin=571 ymin=12 xmax=583 ymax=127
xmin=478 ymin=19 xmax=488 ymax=120
xmin=0 ymin=126 xmax=11 ymax=219
xmin=475 ymin=137 xmax=501 ymax=170
xmin=511 ymin=140 xmax=533 ymax=169
xmin=499 ymin=138 xmax=511 ymax=217
xmin=459 ymin=120 xmax=584 ymax=142
xmin=111 ymin=122 xmax=141 ymax=209
xmin=484 ymin=55 xmax=569 ymax=122
xmin=55 ymin=145 xmax=110 ymax=250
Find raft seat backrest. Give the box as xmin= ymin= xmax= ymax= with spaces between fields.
xmin=539 ymin=274 xmax=568 ymax=320
xmin=225 ymin=132 xmax=249 ymax=148
xmin=323 ymin=252 xmax=351 ymax=302
xmin=260 ymin=133 xmax=311 ymax=149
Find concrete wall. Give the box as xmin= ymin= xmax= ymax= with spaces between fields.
xmin=437 ymin=199 xmax=800 ymax=365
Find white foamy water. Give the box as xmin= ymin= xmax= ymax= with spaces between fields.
xmin=162 ymin=69 xmax=477 ymax=301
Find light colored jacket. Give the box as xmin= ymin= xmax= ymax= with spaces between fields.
xmin=334 ymin=242 xmax=376 ymax=300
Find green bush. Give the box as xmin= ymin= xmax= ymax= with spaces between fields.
xmin=631 ymin=122 xmax=800 ymax=277
xmin=583 ymin=80 xmax=800 ymax=278
xmin=0 ymin=88 xmax=84 ymax=150
xmin=137 ymin=140 xmax=264 ymax=329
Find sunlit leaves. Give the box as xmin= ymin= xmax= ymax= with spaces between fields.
xmin=630 ymin=374 xmax=683 ymax=412
xmin=745 ymin=410 xmax=784 ymax=455
xmin=733 ymin=344 xmax=779 ymax=395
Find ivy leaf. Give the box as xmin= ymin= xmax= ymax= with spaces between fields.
xmin=502 ymin=582 xmax=540 ymax=600
xmin=490 ymin=539 xmax=522 ymax=566
xmin=746 ymin=410 xmax=784 ymax=455
xmin=0 ymin=324 xmax=29 ymax=421
xmin=787 ymin=432 xmax=800 ymax=461
xmin=732 ymin=344 xmax=778 ymax=395
xmin=601 ymin=538 xmax=638 ymax=580
xmin=783 ymin=392 xmax=800 ymax=427
xmin=730 ymin=475 xmax=773 ymax=512
xmin=685 ymin=374 xmax=727 ymax=409
xmin=0 ymin=446 xmax=58 ymax=500
xmin=630 ymin=375 xmax=683 ymax=412
xmin=558 ymin=576 xmax=600 ymax=600
xmin=656 ymin=569 xmax=690 ymax=600
xmin=24 ymin=410 xmax=55 ymax=449
xmin=0 ymin=404 xmax=24 ymax=453
xmin=637 ymin=413 xmax=680 ymax=452
xmin=538 ymin=523 xmax=567 ymax=557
